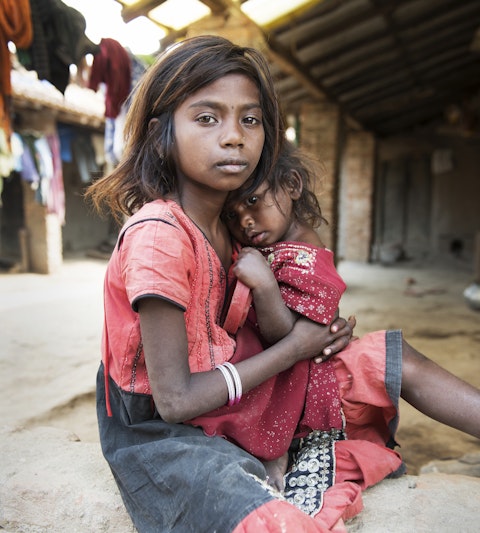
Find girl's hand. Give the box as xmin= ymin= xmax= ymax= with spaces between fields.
xmin=286 ymin=317 xmax=342 ymax=363
xmin=313 ymin=315 xmax=356 ymax=363
xmin=233 ymin=247 xmax=276 ymax=291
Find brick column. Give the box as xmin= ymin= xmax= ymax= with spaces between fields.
xmin=22 ymin=180 xmax=62 ymax=274
xmin=16 ymin=110 xmax=63 ymax=274
xmin=299 ymin=101 xmax=342 ymax=252
xmin=337 ymin=131 xmax=375 ymax=262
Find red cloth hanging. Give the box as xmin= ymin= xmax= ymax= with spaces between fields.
xmin=88 ymin=37 xmax=132 ymax=119
xmin=0 ymin=0 xmax=33 ymax=137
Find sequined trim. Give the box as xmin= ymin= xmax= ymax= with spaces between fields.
xmin=284 ymin=428 xmax=345 ymax=517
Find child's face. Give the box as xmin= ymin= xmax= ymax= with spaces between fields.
xmin=172 ymin=73 xmax=265 ymax=198
xmin=225 ymin=181 xmax=297 ymax=247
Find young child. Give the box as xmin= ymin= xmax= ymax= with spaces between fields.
xmin=87 ymin=35 xmax=480 ymax=532
xmin=86 ymin=35 xmax=356 ymax=533
xmin=223 ymin=141 xmax=347 ymax=343
xmin=218 ymin=141 xmax=480 ymax=522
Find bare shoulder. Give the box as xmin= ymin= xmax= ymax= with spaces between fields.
xmin=295 ymin=225 xmax=325 ymax=248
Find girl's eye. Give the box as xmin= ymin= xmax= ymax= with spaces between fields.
xmin=196 ymin=115 xmax=217 ymax=124
xmin=245 ymin=195 xmax=258 ymax=207
xmin=243 ymin=116 xmax=261 ymax=126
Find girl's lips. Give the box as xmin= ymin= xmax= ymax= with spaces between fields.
xmin=216 ymin=159 xmax=249 ymax=173
xmin=249 ymin=231 xmax=267 ymax=246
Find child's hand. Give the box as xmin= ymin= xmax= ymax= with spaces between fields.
xmin=313 ymin=315 xmax=356 ymax=363
xmin=233 ymin=247 xmax=276 ymax=291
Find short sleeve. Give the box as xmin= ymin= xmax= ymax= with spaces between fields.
xmin=261 ymin=243 xmax=347 ymax=324
xmin=118 ymin=217 xmax=195 ymax=312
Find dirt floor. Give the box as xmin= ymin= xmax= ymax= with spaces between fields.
xmin=1 ymin=253 xmax=479 ymax=476
xmin=338 ymin=257 xmax=480 ymax=474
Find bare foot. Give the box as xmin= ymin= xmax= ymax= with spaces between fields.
xmin=262 ymin=452 xmax=289 ymax=493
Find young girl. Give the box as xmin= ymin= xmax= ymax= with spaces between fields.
xmin=218 ymin=140 xmax=480 ymax=524
xmin=87 ymin=35 xmax=357 ymax=533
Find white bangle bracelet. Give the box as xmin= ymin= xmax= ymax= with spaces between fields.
xmin=223 ymin=362 xmax=242 ymax=405
xmin=215 ymin=364 xmax=235 ymax=406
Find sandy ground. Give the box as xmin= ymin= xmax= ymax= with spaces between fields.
xmin=1 ymin=253 xmax=479 ymax=476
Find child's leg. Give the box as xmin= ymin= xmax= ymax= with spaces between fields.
xmin=401 ymin=339 xmax=480 ymax=438
xmin=262 ymin=452 xmax=289 ymax=492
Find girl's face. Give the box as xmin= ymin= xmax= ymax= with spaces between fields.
xmin=225 ymin=181 xmax=299 ymax=247
xmin=172 ymin=73 xmax=265 ymax=199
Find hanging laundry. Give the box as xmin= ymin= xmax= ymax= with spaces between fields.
xmin=10 ymin=132 xmax=25 ymax=173
xmin=88 ymin=38 xmax=132 ymax=119
xmin=129 ymin=52 xmax=148 ymax=92
xmin=17 ymin=0 xmax=99 ymax=95
xmin=46 ymin=132 xmax=65 ymax=224
xmin=91 ymin=133 xmax=106 ymax=169
xmin=16 ymin=131 xmax=66 ymax=222
xmin=57 ymin=122 xmax=75 ymax=163
xmin=71 ymin=130 xmax=101 ymax=184
xmin=104 ymin=116 xmax=119 ymax=167
xmin=58 ymin=123 xmax=101 ymax=184
xmin=0 ymin=0 xmax=33 ymax=140
xmin=25 ymin=135 xmax=52 ymax=205
xmin=19 ymin=136 xmax=40 ymax=185
xmin=106 ymin=52 xmax=146 ymax=164
xmin=88 ymin=38 xmax=133 ymax=167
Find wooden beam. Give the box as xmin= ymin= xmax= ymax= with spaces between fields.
xmin=119 ymin=0 xmax=167 ymax=23
xmin=198 ymin=0 xmax=232 ymax=14
xmin=264 ymin=44 xmax=327 ymax=102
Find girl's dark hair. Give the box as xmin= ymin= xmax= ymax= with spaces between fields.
xmin=225 ymin=141 xmax=327 ymax=229
xmin=275 ymin=142 xmax=327 ymax=228
xmin=86 ymin=35 xmax=285 ymax=221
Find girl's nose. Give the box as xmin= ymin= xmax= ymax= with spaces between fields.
xmin=240 ymin=213 xmax=254 ymax=229
xmin=221 ymin=120 xmax=244 ymax=147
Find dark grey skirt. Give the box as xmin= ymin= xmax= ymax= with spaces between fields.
xmin=96 ymin=364 xmax=275 ymax=533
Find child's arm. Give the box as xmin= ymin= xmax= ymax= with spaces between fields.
xmin=139 ymin=297 xmax=352 ymax=424
xmin=233 ymin=246 xmax=356 ymax=352
xmin=233 ymin=246 xmax=297 ymax=343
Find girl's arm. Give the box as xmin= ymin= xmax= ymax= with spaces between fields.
xmin=233 ymin=246 xmax=296 ymax=343
xmin=138 ymin=296 xmax=349 ymax=424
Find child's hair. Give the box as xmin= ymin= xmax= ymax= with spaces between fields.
xmin=86 ymin=35 xmax=286 ymax=221
xmin=225 ymin=141 xmax=327 ymax=229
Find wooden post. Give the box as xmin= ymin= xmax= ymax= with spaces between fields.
xmin=474 ymin=231 xmax=480 ymax=283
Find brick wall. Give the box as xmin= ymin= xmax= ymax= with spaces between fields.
xmin=338 ymin=131 xmax=375 ymax=262
xmin=299 ymin=100 xmax=342 ymax=252
xmin=22 ymin=181 xmax=62 ymax=274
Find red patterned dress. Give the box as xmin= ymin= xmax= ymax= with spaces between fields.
xmin=188 ymin=242 xmax=404 ymax=527
xmin=188 ymin=242 xmax=348 ymax=459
